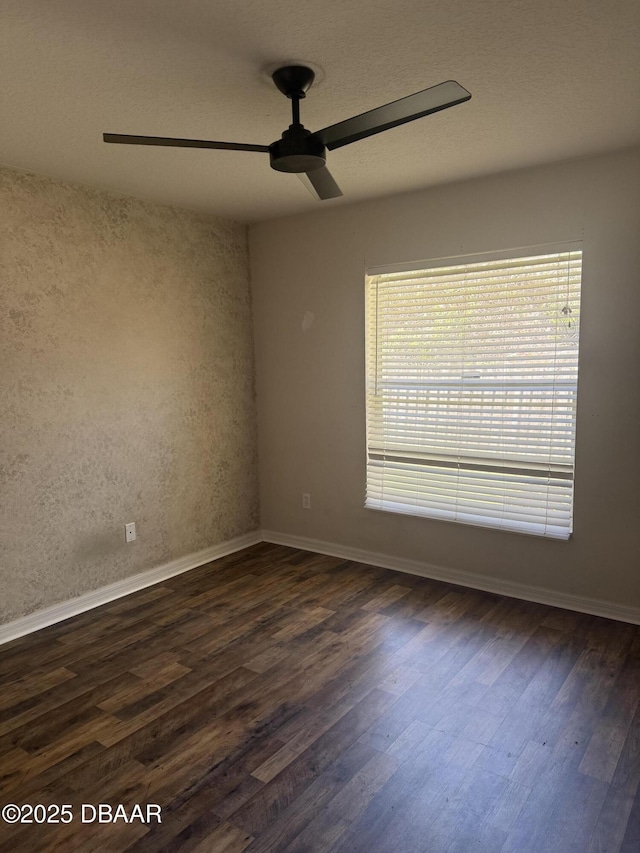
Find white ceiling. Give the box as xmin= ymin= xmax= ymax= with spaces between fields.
xmin=2 ymin=0 xmax=639 ymax=222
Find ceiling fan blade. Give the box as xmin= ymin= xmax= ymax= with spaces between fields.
xmin=103 ymin=133 xmax=269 ymax=153
xmin=297 ymin=167 xmax=343 ymax=201
xmin=315 ymin=80 xmax=471 ymax=151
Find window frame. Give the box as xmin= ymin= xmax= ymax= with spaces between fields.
xmin=364 ymin=243 xmax=583 ymax=540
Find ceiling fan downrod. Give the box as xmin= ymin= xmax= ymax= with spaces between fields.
xmin=268 ymin=65 xmax=326 ymax=174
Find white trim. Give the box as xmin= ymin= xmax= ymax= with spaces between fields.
xmin=0 ymin=531 xmax=261 ymax=646
xmin=3 ymin=527 xmax=638 ymax=645
xmin=261 ymin=530 xmax=640 ymax=626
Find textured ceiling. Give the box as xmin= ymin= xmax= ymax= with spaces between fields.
xmin=2 ymin=0 xmax=639 ymax=222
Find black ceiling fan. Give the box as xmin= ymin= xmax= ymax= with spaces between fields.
xmin=103 ymin=65 xmax=471 ymax=201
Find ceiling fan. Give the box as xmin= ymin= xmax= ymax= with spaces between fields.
xmin=103 ymin=65 xmax=471 ymax=201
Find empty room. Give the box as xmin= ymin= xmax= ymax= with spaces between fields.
xmin=1 ymin=0 xmax=639 ymax=851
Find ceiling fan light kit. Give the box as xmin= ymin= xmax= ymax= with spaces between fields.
xmin=103 ymin=65 xmax=471 ymax=201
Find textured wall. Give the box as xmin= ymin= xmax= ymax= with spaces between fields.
xmin=250 ymin=147 xmax=640 ymax=610
xmin=0 ymin=165 xmax=258 ymax=623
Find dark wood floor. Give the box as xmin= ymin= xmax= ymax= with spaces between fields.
xmin=0 ymin=543 xmax=639 ymax=852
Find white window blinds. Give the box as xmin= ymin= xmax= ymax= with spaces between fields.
xmin=365 ymin=249 xmax=582 ymax=539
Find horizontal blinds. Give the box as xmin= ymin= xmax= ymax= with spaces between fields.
xmin=365 ymin=250 xmax=582 ymax=539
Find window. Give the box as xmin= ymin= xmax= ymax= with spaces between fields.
xmin=365 ymin=247 xmax=582 ymax=539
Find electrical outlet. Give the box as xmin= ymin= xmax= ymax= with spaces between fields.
xmin=125 ymin=522 xmax=136 ymax=543
xmin=302 ymin=493 xmax=311 ymax=509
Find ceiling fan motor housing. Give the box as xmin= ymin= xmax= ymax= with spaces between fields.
xmin=269 ymin=126 xmax=326 ymax=173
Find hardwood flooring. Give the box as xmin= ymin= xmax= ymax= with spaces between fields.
xmin=0 ymin=542 xmax=639 ymax=852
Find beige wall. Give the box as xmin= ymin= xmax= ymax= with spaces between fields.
xmin=250 ymin=147 xmax=640 ymax=609
xmin=0 ymin=165 xmax=258 ymax=623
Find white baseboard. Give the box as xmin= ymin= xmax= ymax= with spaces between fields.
xmin=261 ymin=529 xmax=640 ymax=626
xmin=3 ymin=526 xmax=638 ymax=646
xmin=0 ymin=531 xmax=262 ymax=646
